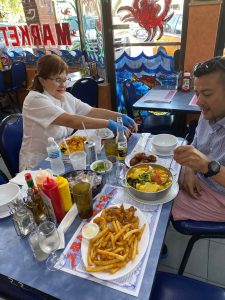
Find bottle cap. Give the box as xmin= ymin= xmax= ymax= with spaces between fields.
xmin=25 ymin=173 xmax=32 ymax=180
xmin=48 ymin=137 xmax=54 ymax=143
xmin=35 ymin=169 xmax=51 ymax=185
xmin=42 ymin=176 xmax=57 ymax=189
xmin=54 ymin=176 xmax=67 ymax=187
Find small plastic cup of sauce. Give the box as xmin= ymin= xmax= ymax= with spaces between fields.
xmin=82 ymin=223 xmax=99 ymax=240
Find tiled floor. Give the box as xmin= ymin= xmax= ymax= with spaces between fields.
xmin=158 ymin=222 xmax=225 ymax=288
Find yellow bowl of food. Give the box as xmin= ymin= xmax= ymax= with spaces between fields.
xmin=60 ymin=135 xmax=87 ymax=155
xmin=125 ymin=163 xmax=173 ymax=201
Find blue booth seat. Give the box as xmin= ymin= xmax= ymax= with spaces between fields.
xmin=150 ymin=271 xmax=225 ymax=300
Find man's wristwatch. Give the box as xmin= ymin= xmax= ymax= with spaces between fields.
xmin=203 ymin=161 xmax=221 ymax=178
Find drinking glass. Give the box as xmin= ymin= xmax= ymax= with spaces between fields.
xmin=104 ymin=138 xmax=117 ymax=157
xmin=72 ymin=182 xmax=93 ymax=219
xmin=38 ymin=221 xmax=66 ymax=271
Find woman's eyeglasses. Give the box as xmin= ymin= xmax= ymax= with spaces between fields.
xmin=47 ymin=77 xmax=71 ymax=85
xmin=193 ymin=58 xmax=225 ymax=77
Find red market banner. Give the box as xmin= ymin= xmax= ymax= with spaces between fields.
xmin=0 ymin=23 xmax=72 ymax=47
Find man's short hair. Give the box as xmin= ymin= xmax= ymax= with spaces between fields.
xmin=193 ymin=56 xmax=225 ymax=78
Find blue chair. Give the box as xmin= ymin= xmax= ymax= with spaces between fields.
xmin=24 ymin=50 xmax=39 ymax=66
xmin=0 ymin=170 xmax=9 ymax=184
xmin=6 ymin=62 xmax=26 ymax=112
xmin=150 ymin=271 xmax=225 ymax=300
xmin=59 ymin=49 xmax=78 ymax=66
xmin=122 ymin=79 xmax=175 ymax=134
xmin=0 ymin=114 xmax=23 ymax=177
xmin=70 ymin=77 xmax=98 ymax=107
xmin=171 ymin=217 xmax=225 ymax=275
xmin=8 ymin=50 xmax=25 ymax=63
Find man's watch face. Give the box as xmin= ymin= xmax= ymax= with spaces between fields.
xmin=209 ymin=161 xmax=220 ymax=173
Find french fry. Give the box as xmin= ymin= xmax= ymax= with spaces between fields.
xmin=123 ymin=228 xmax=141 ymax=240
xmin=109 ymin=262 xmax=127 ymax=274
xmin=114 ymin=224 xmax=131 ymax=242
xmin=97 ymin=249 xmax=127 ymax=261
xmin=132 ymin=237 xmax=138 ymax=260
xmin=112 ymin=220 xmax=119 ymax=233
xmin=93 ymin=259 xmax=120 ymax=266
xmin=91 ymin=227 xmax=109 ymax=243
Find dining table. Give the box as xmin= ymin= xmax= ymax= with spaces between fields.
xmin=0 ymin=133 xmax=182 ymax=300
xmin=133 ymin=87 xmax=201 ymax=136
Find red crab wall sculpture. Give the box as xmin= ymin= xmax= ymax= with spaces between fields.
xmin=117 ymin=0 xmax=174 ymax=41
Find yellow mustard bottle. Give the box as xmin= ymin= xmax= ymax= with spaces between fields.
xmin=54 ymin=176 xmax=72 ymax=212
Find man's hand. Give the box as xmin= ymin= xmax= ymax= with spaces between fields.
xmin=181 ymin=167 xmax=202 ymax=198
xmin=174 ymin=145 xmax=210 ymax=173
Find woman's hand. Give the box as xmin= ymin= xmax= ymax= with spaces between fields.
xmin=107 ymin=120 xmax=130 ymax=138
xmin=181 ymin=167 xmax=202 ymax=198
xmin=174 ymin=145 xmax=209 ymax=173
xmin=121 ymin=114 xmax=138 ymax=133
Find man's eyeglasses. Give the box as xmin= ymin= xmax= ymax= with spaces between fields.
xmin=193 ymin=58 xmax=225 ymax=77
xmin=47 ymin=77 xmax=71 ymax=85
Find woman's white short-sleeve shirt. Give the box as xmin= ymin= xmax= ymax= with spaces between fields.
xmin=19 ymin=90 xmax=92 ymax=169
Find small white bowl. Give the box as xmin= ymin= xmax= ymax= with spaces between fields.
xmin=0 ymin=183 xmax=20 ymax=214
xmin=82 ymin=223 xmax=99 ymax=240
xmin=90 ymin=159 xmax=113 ymax=174
xmin=151 ymin=134 xmax=178 ymax=153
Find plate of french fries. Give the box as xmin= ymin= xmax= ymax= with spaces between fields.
xmin=60 ymin=135 xmax=87 ymax=155
xmin=81 ymin=203 xmax=149 ymax=280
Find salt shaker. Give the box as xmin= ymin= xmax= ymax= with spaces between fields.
xmin=13 ymin=203 xmax=36 ymax=237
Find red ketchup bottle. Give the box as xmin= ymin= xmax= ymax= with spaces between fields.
xmin=182 ymin=72 xmax=191 ymax=92
xmin=42 ymin=177 xmax=65 ymax=223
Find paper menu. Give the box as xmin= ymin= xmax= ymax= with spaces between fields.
xmin=139 ymin=89 xmax=177 ymax=103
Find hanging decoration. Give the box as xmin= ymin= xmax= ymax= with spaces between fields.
xmin=117 ymin=0 xmax=174 ymax=41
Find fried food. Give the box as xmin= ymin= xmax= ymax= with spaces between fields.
xmin=130 ymin=152 xmax=157 ymax=166
xmin=85 ymin=205 xmax=145 ymax=274
xmin=60 ymin=135 xmax=87 ymax=154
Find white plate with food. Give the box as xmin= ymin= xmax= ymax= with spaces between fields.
xmin=60 ymin=135 xmax=87 ymax=156
xmin=81 ymin=203 xmax=149 ymax=280
xmin=127 ymin=181 xmax=179 ymax=205
xmin=125 ymin=151 xmax=157 ymax=168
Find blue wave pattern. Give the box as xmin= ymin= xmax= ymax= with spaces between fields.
xmin=115 ymin=48 xmax=178 ymax=112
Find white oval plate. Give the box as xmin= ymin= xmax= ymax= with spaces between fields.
xmin=125 ymin=151 xmax=157 ymax=168
xmin=81 ymin=203 xmax=149 ymax=281
xmin=127 ymin=181 xmax=179 ymax=205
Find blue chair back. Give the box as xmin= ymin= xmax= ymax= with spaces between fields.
xmin=0 ymin=114 xmax=23 ymax=177
xmin=24 ymin=51 xmax=38 ymax=66
xmin=11 ymin=62 xmax=27 ymax=90
xmin=0 ymin=72 xmax=6 ymax=92
xmin=70 ymin=77 xmax=98 ymax=107
xmin=122 ymin=79 xmax=137 ymax=119
xmin=151 ymin=271 xmax=225 ymax=300
xmin=0 ymin=170 xmax=9 ymax=184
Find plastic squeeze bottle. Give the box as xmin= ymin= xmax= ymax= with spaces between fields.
xmin=54 ymin=176 xmax=72 ymax=212
xmin=42 ymin=177 xmax=65 ymax=223
xmin=46 ymin=137 xmax=65 ymax=175
xmin=35 ymin=169 xmax=52 ymax=189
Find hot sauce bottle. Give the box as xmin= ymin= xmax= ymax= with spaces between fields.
xmin=42 ymin=177 xmax=65 ymax=223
